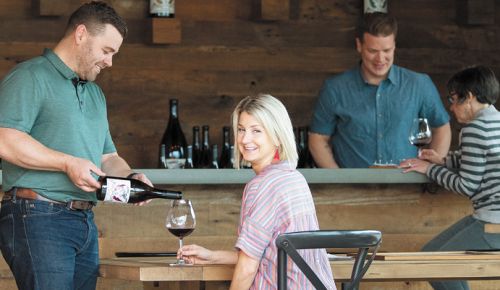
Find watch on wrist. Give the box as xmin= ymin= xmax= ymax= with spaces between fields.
xmin=127 ymin=172 xmax=139 ymax=179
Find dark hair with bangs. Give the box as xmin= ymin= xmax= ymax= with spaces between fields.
xmin=65 ymin=1 xmax=127 ymax=39
xmin=356 ymin=12 xmax=398 ymax=42
xmin=447 ymin=66 xmax=499 ymax=105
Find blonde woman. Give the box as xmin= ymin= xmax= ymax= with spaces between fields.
xmin=179 ymin=94 xmax=335 ymax=289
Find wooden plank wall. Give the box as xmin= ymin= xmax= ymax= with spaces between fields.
xmin=1 ymin=0 xmax=500 ymax=289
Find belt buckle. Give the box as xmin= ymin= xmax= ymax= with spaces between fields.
xmin=67 ymin=200 xmax=94 ymax=211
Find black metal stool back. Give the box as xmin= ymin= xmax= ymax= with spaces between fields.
xmin=276 ymin=230 xmax=382 ymax=290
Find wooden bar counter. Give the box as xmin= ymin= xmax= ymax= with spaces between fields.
xmin=1 ymin=169 xmax=498 ymax=289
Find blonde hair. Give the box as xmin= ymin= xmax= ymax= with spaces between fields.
xmin=231 ymin=94 xmax=298 ymax=169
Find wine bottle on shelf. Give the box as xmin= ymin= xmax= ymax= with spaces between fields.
xmin=185 ymin=145 xmax=194 ymax=169
xmin=192 ymin=126 xmax=201 ymax=168
xmin=159 ymin=144 xmax=166 ymax=168
xmin=297 ymin=127 xmax=307 ymax=168
xmin=149 ymin=0 xmax=172 ymax=17
xmin=210 ymin=144 xmax=219 ymax=169
xmin=97 ymin=176 xmax=182 ymax=203
xmin=168 ymin=0 xmax=175 ymax=18
xmin=229 ymin=145 xmax=235 ymax=169
xmin=219 ymin=126 xmax=232 ymax=168
xmin=199 ymin=125 xmax=211 ymax=168
xmin=159 ymin=99 xmax=187 ymax=169
xmin=304 ymin=127 xmax=315 ymax=168
xmin=297 ymin=127 xmax=314 ymax=168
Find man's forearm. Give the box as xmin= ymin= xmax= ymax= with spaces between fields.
xmin=430 ymin=123 xmax=451 ymax=158
xmin=0 ymin=127 xmax=69 ymax=172
xmin=101 ymin=153 xmax=133 ymax=177
xmin=308 ymin=133 xmax=339 ymax=168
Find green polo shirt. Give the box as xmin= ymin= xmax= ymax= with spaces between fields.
xmin=0 ymin=48 xmax=116 ymax=202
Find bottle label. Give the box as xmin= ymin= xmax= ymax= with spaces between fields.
xmin=166 ymin=158 xmax=186 ymax=169
xmin=169 ymin=0 xmax=175 ymax=14
xmin=150 ymin=0 xmax=170 ymax=15
xmin=104 ymin=178 xmax=131 ymax=203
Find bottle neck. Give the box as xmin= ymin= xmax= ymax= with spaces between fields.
xmin=202 ymin=127 xmax=210 ymax=147
xmin=169 ymin=101 xmax=179 ymax=119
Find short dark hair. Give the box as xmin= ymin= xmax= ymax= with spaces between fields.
xmin=65 ymin=1 xmax=127 ymax=39
xmin=447 ymin=66 xmax=499 ymax=105
xmin=356 ymin=12 xmax=398 ymax=42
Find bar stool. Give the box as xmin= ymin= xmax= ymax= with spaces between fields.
xmin=276 ymin=230 xmax=382 ymax=290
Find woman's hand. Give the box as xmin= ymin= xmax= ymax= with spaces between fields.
xmin=179 ymin=244 xmax=215 ymax=264
xmin=399 ymin=158 xmax=431 ymax=174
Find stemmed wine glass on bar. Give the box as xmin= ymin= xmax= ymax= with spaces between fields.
xmin=409 ymin=118 xmax=432 ymax=156
xmin=165 ymin=199 xmax=196 ymax=266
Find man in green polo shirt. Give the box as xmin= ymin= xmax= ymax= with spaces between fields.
xmin=0 ymin=2 xmax=152 ymax=289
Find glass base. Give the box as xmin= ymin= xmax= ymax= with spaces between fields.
xmin=169 ymin=262 xmax=194 ymax=267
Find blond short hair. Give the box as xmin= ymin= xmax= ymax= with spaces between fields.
xmin=231 ymin=94 xmax=298 ymax=169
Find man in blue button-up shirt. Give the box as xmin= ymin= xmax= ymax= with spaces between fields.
xmin=309 ymin=12 xmax=451 ymax=168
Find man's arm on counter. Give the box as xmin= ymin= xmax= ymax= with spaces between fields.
xmin=308 ymin=132 xmax=339 ymax=168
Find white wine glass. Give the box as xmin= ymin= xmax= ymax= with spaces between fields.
xmin=409 ymin=118 xmax=432 ymax=156
xmin=165 ymin=199 xmax=196 ymax=266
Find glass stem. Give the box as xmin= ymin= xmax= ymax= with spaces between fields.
xmin=178 ymin=238 xmax=184 ymax=263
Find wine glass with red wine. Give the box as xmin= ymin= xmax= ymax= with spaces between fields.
xmin=165 ymin=199 xmax=196 ymax=266
xmin=409 ymin=118 xmax=432 ymax=155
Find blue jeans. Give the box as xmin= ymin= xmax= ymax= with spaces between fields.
xmin=422 ymin=215 xmax=500 ymax=290
xmin=0 ymin=195 xmax=99 ymax=290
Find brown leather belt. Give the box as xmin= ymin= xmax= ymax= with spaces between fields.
xmin=5 ymin=188 xmax=95 ymax=211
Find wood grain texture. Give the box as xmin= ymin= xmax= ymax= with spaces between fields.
xmin=1 ymin=1 xmax=500 ymax=289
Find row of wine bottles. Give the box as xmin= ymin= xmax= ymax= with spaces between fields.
xmin=159 ymin=99 xmax=316 ymax=169
xmin=159 ymin=99 xmax=234 ymax=169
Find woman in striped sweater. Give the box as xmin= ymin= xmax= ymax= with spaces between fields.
xmin=402 ymin=65 xmax=500 ymax=290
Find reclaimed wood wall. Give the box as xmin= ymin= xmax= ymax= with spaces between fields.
xmin=1 ymin=0 xmax=500 ymax=289
xmin=1 ymin=0 xmax=499 ymax=167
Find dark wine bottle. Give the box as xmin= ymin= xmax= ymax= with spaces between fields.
xmin=159 ymin=99 xmax=187 ymax=169
xmin=229 ymin=145 xmax=235 ymax=169
xmin=297 ymin=127 xmax=307 ymax=168
xmin=97 ymin=176 xmax=182 ymax=203
xmin=219 ymin=126 xmax=232 ymax=168
xmin=185 ymin=145 xmax=194 ymax=169
xmin=298 ymin=127 xmax=314 ymax=168
xmin=192 ymin=126 xmax=201 ymax=168
xmin=199 ymin=125 xmax=211 ymax=168
xmin=210 ymin=144 xmax=219 ymax=169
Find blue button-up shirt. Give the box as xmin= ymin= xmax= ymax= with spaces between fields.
xmin=310 ymin=65 xmax=449 ymax=168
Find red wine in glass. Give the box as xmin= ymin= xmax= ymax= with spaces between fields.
xmin=168 ymin=228 xmax=195 ymax=238
xmin=165 ymin=199 xmax=196 ymax=266
xmin=409 ymin=118 xmax=432 ymax=155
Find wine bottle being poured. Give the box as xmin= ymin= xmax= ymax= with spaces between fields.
xmin=96 ymin=176 xmax=182 ymax=203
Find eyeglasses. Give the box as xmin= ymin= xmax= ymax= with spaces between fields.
xmin=447 ymin=93 xmax=461 ymax=105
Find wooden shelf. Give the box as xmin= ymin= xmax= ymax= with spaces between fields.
xmin=151 ymin=18 xmax=181 ymax=44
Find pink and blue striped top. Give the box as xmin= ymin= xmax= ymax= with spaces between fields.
xmin=235 ymin=161 xmax=336 ymax=289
